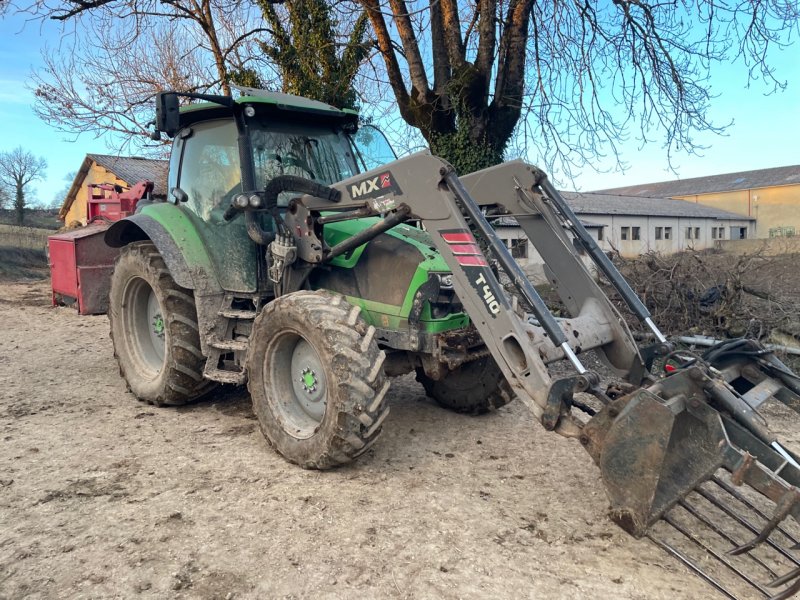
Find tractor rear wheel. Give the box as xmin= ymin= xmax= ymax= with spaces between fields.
xmin=416 ymin=357 xmax=514 ymax=415
xmin=109 ymin=241 xmax=215 ymax=406
xmin=247 ymin=291 xmax=390 ymax=469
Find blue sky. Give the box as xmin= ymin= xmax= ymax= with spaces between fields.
xmin=0 ymin=8 xmax=798 ymax=205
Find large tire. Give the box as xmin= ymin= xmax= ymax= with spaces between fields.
xmin=416 ymin=357 xmax=514 ymax=415
xmin=247 ymin=291 xmax=390 ymax=469
xmin=109 ymin=241 xmax=216 ymax=405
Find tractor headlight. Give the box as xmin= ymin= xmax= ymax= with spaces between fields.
xmin=234 ymin=193 xmax=249 ymax=208
xmin=249 ymin=194 xmax=262 ymax=208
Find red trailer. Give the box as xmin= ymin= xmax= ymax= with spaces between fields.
xmin=48 ymin=181 xmax=153 ymax=314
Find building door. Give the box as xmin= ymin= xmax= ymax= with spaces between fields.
xmin=731 ymin=226 xmax=748 ymax=240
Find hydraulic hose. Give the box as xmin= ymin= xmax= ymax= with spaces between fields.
xmin=240 ymin=175 xmax=341 ymax=246
xmin=263 ymin=175 xmax=341 ymax=208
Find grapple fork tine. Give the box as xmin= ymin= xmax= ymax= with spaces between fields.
xmin=768 ymin=566 xmax=800 ymax=589
xmin=678 ymin=499 xmax=780 ymax=578
xmin=769 ymin=576 xmax=800 ymax=600
xmin=730 ymin=489 xmax=800 ymax=556
xmin=696 ymin=486 xmax=800 ymax=571
xmin=662 ymin=513 xmax=772 ymax=596
xmin=646 ymin=532 xmax=741 ymax=600
xmin=713 ymin=476 xmax=800 ymax=547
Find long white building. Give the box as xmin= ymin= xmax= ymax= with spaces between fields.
xmin=493 ymin=192 xmax=754 ymax=282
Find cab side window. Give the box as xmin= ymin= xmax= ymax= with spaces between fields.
xmin=177 ymin=119 xmax=241 ymax=220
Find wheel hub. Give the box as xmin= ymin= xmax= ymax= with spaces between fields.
xmin=288 ymin=339 xmax=327 ymax=423
xmin=152 ymin=314 xmax=165 ymax=338
xmin=122 ymin=276 xmax=167 ymax=377
xmin=300 ymin=367 xmax=318 ymax=392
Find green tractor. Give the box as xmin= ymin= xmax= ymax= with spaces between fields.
xmin=105 ymin=88 xmax=511 ymax=468
xmin=105 ymin=87 xmax=800 ymax=597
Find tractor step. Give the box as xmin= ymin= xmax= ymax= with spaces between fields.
xmin=203 ymin=363 xmax=247 ymax=385
xmin=209 ymin=338 xmax=248 ymax=352
xmin=218 ymin=308 xmax=258 ymax=320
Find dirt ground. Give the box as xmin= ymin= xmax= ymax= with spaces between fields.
xmin=0 ymin=279 xmax=786 ymax=599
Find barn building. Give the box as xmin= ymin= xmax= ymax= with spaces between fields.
xmin=59 ymin=154 xmax=168 ymax=227
xmin=596 ymin=165 xmax=800 ymax=239
xmin=494 ymin=192 xmax=753 ymax=283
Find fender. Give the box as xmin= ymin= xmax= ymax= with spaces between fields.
xmin=104 ymin=210 xmax=221 ymax=293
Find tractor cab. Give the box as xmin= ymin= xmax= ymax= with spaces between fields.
xmin=132 ymin=89 xmax=398 ymax=294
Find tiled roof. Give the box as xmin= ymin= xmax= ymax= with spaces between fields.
xmin=88 ymin=154 xmax=168 ymax=195
xmin=563 ymin=192 xmax=754 ymax=220
xmin=594 ymin=165 xmax=800 ymax=197
xmin=59 ymin=154 xmax=169 ymax=220
xmin=492 ymin=215 xmax=603 ymax=228
xmin=492 ymin=192 xmax=753 ymax=226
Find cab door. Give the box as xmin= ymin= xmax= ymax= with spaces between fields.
xmin=169 ymin=119 xmax=263 ymax=292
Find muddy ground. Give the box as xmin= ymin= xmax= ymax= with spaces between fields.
xmin=0 ymin=279 xmax=795 ymax=599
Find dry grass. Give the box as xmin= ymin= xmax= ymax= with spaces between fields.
xmin=0 ymin=224 xmax=51 ymax=251
xmin=0 ymin=225 xmax=51 ymax=280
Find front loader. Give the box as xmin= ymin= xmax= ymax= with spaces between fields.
xmin=105 ymin=88 xmax=800 ymax=598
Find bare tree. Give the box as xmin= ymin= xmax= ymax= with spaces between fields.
xmin=24 ymin=0 xmax=268 ymax=151
xmin=0 ymin=147 xmax=48 ymax=225
xmin=31 ymin=23 xmax=221 ymax=148
xmin=23 ymin=0 xmax=371 ymax=152
xmin=359 ymin=0 xmax=800 ymax=175
xmin=0 ymin=185 xmax=10 ymax=211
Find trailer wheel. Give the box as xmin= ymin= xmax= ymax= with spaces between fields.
xmin=416 ymin=357 xmax=514 ymax=415
xmin=247 ymin=291 xmax=390 ymax=469
xmin=109 ymin=241 xmax=216 ymax=405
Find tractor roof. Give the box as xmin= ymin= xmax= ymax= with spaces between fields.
xmin=179 ymin=88 xmax=359 ymax=128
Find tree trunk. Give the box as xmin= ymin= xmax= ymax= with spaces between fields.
xmin=14 ymin=185 xmax=24 ymax=225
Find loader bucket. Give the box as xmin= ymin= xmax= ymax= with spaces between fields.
xmin=585 ymin=388 xmax=727 ymax=537
xmin=582 ymin=364 xmax=800 ymax=599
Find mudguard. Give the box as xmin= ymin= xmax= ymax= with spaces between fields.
xmin=104 ymin=212 xmax=221 ymax=293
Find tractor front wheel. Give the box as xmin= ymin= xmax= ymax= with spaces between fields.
xmin=416 ymin=357 xmax=514 ymax=415
xmin=247 ymin=291 xmax=390 ymax=469
xmin=109 ymin=241 xmax=215 ymax=405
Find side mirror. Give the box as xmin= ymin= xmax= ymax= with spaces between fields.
xmin=170 ymin=187 xmax=189 ymax=204
xmin=156 ymin=92 xmax=181 ymax=137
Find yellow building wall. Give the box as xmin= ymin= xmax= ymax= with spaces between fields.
xmin=674 ymin=183 xmax=800 ymax=239
xmin=63 ymin=162 xmax=130 ymax=226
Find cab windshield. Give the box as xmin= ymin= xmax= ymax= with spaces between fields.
xmin=172 ymin=117 xmax=362 ymax=219
xmin=250 ymin=121 xmax=360 ymax=192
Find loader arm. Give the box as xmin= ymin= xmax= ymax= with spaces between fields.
xmin=281 ymin=152 xmax=800 ymax=598
xmin=287 ymin=153 xmax=622 ymax=436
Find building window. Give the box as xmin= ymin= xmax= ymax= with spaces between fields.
xmin=511 ymin=238 xmax=528 ymax=259
xmin=711 ymin=228 xmax=717 ymax=239
xmin=620 ymin=226 xmax=630 ymax=241
xmin=597 ymin=227 xmax=604 ymax=241
xmin=685 ymin=227 xmax=692 ymax=240
xmin=664 ymin=227 xmax=672 ymax=240
xmin=655 ymin=227 xmax=663 ymax=240
xmin=769 ymin=226 xmax=795 ymax=238
xmin=695 ymin=227 xmax=701 ymax=239
xmin=632 ymin=226 xmax=641 ymax=240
